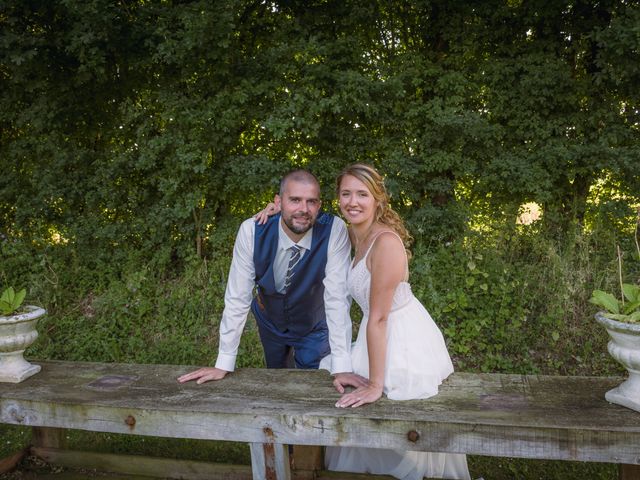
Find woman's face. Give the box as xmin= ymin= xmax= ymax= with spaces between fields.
xmin=338 ymin=174 xmax=377 ymax=226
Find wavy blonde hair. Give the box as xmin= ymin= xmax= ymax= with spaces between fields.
xmin=336 ymin=163 xmax=413 ymax=255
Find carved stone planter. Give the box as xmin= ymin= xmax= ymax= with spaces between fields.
xmin=0 ymin=306 xmax=45 ymax=383
xmin=595 ymin=311 xmax=640 ymax=413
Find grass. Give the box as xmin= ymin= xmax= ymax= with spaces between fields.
xmin=468 ymin=456 xmax=617 ymax=479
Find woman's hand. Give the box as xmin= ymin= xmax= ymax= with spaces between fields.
xmin=335 ymin=382 xmax=383 ymax=408
xmin=332 ymin=372 xmax=368 ymax=393
xmin=254 ymin=202 xmax=279 ymax=224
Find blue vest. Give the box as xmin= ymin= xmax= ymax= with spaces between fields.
xmin=251 ymin=212 xmax=334 ymax=336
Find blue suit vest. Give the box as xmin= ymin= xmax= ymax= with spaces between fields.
xmin=251 ymin=213 xmax=334 ymax=336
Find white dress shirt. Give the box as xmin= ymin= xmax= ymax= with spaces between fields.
xmin=214 ymin=215 xmax=353 ymax=375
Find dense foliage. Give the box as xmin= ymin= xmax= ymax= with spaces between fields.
xmin=2 ymin=1 xmax=638 ymax=252
xmin=2 ymin=0 xmax=639 ymax=366
xmin=2 ymin=0 xmax=639 ymax=358
xmin=0 ymin=1 xmax=639 ymax=475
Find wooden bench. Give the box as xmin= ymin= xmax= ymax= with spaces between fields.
xmin=1 ymin=360 xmax=640 ymax=479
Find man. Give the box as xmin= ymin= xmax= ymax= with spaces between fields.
xmin=178 ymin=170 xmax=358 ymax=387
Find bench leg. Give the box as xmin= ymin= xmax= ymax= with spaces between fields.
xmin=291 ymin=445 xmax=323 ymax=471
xmin=31 ymin=427 xmax=67 ymax=449
xmin=250 ymin=442 xmax=291 ymax=480
xmin=619 ymin=464 xmax=640 ymax=480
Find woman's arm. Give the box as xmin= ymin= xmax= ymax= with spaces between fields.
xmin=335 ymin=232 xmax=405 ymax=408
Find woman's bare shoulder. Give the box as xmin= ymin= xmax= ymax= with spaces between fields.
xmin=373 ymin=229 xmax=403 ymax=246
xmin=370 ymin=229 xmax=405 ymax=258
xmin=368 ymin=229 xmax=406 ymax=281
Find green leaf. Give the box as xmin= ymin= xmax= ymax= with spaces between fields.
xmin=589 ymin=290 xmax=620 ymax=314
xmin=623 ymin=299 xmax=640 ymax=315
xmin=622 ymin=284 xmax=640 ymax=303
xmin=0 ymin=300 xmax=14 ymax=315
xmin=14 ymin=288 xmax=26 ymax=308
xmin=1 ymin=287 xmax=15 ymax=304
xmin=551 ymin=331 xmax=560 ymax=341
xmin=0 ymin=287 xmax=27 ymax=315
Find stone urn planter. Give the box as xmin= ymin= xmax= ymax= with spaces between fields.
xmin=0 ymin=305 xmax=46 ymax=383
xmin=595 ymin=311 xmax=640 ymax=414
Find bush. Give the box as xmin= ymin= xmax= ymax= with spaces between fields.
xmin=410 ymin=221 xmax=626 ymax=376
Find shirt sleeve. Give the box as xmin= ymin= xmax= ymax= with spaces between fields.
xmin=323 ymin=216 xmax=353 ymax=374
xmin=215 ymin=218 xmax=256 ymax=372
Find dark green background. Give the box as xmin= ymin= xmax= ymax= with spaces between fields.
xmin=1 ymin=2 xmax=639 ymax=478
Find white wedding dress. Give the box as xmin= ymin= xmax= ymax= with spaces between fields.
xmin=323 ymin=233 xmax=471 ymax=480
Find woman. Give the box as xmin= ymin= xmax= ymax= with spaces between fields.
xmin=258 ymin=164 xmax=470 ymax=480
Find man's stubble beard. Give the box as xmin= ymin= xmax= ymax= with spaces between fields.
xmin=283 ymin=213 xmax=315 ymax=235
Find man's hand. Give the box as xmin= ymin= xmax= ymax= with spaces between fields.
xmin=332 ymin=372 xmax=368 ymax=394
xmin=177 ymin=367 xmax=229 ymax=384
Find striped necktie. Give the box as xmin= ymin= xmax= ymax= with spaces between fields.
xmin=283 ymin=245 xmax=302 ymax=292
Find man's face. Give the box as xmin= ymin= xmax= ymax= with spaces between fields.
xmin=275 ymin=180 xmax=321 ymax=238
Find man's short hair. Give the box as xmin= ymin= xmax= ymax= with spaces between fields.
xmin=279 ymin=170 xmax=320 ymax=197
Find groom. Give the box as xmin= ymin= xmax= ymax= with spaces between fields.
xmin=178 ymin=169 xmax=359 ymax=387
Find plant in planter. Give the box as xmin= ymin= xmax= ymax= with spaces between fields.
xmin=0 ymin=287 xmax=27 ymax=316
xmin=591 ymin=283 xmax=640 ymax=323
xmin=590 ymin=220 xmax=640 ymax=413
xmin=0 ymin=286 xmax=46 ymax=383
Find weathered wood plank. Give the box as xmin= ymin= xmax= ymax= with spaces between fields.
xmin=1 ymin=361 xmax=639 ymax=465
xmin=620 ymin=463 xmax=640 ymax=480
xmin=250 ymin=442 xmax=290 ymax=480
xmin=32 ymin=426 xmax=67 ymax=449
xmin=0 ymin=447 xmax=27 ymax=474
xmin=31 ymin=447 xmax=316 ymax=480
xmin=291 ymin=445 xmax=323 ymax=471
xmin=32 ymin=447 xmax=253 ymax=480
xmin=33 ymin=474 xmax=156 ymax=480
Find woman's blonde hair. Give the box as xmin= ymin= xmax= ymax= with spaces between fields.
xmin=336 ymin=163 xmax=413 ymax=254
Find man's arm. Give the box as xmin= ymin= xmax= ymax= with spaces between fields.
xmin=322 ymin=217 xmax=354 ymax=375
xmin=178 ymin=219 xmax=256 ymax=384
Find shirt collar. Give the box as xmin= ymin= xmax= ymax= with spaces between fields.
xmin=278 ymin=219 xmax=313 ymax=251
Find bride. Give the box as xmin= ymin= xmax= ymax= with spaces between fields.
xmin=258 ymin=164 xmax=470 ymax=480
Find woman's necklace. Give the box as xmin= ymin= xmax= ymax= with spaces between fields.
xmin=354 ymin=222 xmax=377 ymax=257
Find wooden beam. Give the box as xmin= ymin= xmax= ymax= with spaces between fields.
xmin=1 ymin=361 xmax=639 ymax=466
xmin=32 ymin=426 xmax=67 ymax=449
xmin=250 ymin=442 xmax=290 ymax=480
xmin=291 ymin=445 xmax=323 ymax=471
xmin=31 ymin=447 xmax=317 ymax=480
xmin=0 ymin=447 xmax=28 ymax=474
xmin=32 ymin=447 xmax=253 ymax=480
xmin=619 ymin=463 xmax=640 ymax=480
